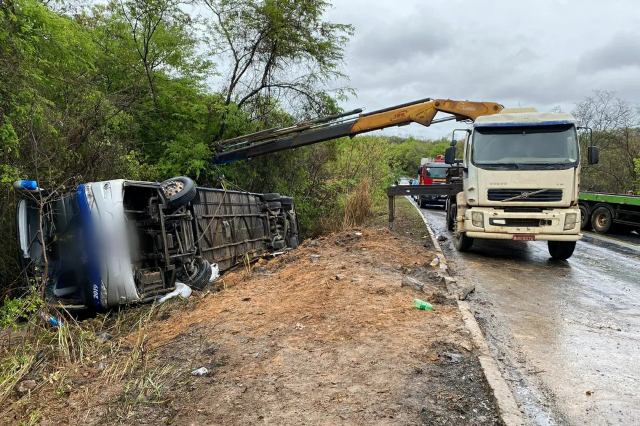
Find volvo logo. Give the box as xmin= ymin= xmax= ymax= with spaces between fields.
xmin=520 ymin=191 xmax=531 ymax=199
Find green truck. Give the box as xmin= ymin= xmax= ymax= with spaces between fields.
xmin=579 ymin=192 xmax=640 ymax=234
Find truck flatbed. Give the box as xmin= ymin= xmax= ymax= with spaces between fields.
xmin=580 ymin=192 xmax=640 ymax=207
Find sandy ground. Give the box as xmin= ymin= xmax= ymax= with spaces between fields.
xmin=125 ymin=229 xmax=499 ymax=426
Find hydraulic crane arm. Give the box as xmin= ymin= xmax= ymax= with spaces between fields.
xmin=213 ymin=98 xmax=503 ymax=164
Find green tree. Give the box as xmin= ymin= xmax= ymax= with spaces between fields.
xmin=573 ymin=91 xmax=640 ymax=193
xmin=205 ymin=0 xmax=354 ymax=122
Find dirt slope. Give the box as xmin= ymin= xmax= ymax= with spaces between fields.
xmin=127 ymin=229 xmax=500 ymax=425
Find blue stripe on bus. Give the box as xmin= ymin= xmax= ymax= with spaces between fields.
xmin=77 ymin=184 xmax=102 ymax=309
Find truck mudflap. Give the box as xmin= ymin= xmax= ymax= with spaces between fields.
xmin=465 ymin=231 xmax=582 ymax=242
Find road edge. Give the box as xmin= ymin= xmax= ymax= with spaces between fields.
xmin=408 ymin=198 xmax=524 ymax=426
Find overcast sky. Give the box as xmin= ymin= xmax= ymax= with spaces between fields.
xmin=323 ymin=0 xmax=640 ymax=139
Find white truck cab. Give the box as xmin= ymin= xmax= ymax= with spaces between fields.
xmin=444 ymin=108 xmax=599 ymax=260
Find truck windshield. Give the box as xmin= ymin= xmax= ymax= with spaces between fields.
xmin=425 ymin=165 xmax=448 ymax=178
xmin=472 ymin=124 xmax=579 ymax=168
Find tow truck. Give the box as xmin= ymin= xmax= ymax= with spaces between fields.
xmin=440 ymin=108 xmax=599 ymax=260
xmin=214 ymin=99 xmax=599 ymax=261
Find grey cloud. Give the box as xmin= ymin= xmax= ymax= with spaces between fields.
xmin=324 ymin=0 xmax=640 ymax=138
xmin=579 ymin=32 xmax=640 ymax=73
xmin=349 ymin=20 xmax=451 ymax=68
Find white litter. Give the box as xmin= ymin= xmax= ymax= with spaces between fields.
xmin=354 ymin=232 xmax=363 ymax=237
xmin=209 ymin=263 xmax=220 ymax=282
xmin=430 ymin=256 xmax=440 ymax=267
xmin=191 ymin=367 xmax=209 ymax=376
xmin=157 ymin=282 xmax=192 ymax=304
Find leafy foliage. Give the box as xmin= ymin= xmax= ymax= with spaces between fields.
xmin=0 ymin=0 xmax=357 ymax=291
xmin=573 ymin=90 xmax=640 ymax=193
xmin=389 ymin=136 xmax=450 ymax=177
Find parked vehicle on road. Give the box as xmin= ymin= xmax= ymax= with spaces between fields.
xmin=442 ymin=108 xmax=599 ymax=260
xmin=578 ymin=192 xmax=640 ymax=234
xmin=415 ymin=155 xmax=451 ymax=208
xmin=15 ymin=178 xmax=298 ymax=310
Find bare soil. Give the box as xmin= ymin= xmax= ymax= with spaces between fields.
xmin=6 ymin=199 xmax=501 ymax=426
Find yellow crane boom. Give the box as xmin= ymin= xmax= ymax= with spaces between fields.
xmin=213 ymin=98 xmax=503 ymax=164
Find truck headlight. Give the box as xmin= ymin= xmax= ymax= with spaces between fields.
xmin=472 ymin=212 xmax=484 ymax=228
xmin=564 ymin=213 xmax=577 ymax=230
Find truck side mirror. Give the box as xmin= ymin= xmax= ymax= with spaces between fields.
xmin=444 ymin=146 xmax=456 ymax=165
xmin=587 ymin=146 xmax=599 ymax=165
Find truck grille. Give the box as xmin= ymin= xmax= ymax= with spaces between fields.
xmin=488 ymin=189 xmax=563 ymax=202
xmin=502 ymin=207 xmax=543 ymax=213
xmin=504 ymin=219 xmax=540 ymax=227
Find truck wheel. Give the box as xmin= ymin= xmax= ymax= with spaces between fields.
xmin=591 ymin=206 xmax=613 ymax=234
xmin=161 ymin=177 xmax=196 ymax=209
xmin=453 ymin=206 xmax=473 ymax=251
xmin=454 ymin=232 xmax=474 ymax=251
xmin=262 ymin=193 xmax=280 ymax=201
xmin=420 ymin=199 xmax=426 ymax=209
xmin=579 ymin=203 xmax=591 ymax=231
xmin=185 ymin=257 xmax=212 ymax=290
xmin=548 ymin=241 xmax=576 ymax=260
xmin=446 ymin=201 xmax=454 ymax=231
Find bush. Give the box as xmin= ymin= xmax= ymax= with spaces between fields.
xmin=343 ymin=178 xmax=373 ymax=228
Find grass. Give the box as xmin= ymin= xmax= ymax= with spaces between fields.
xmin=0 ymin=296 xmax=193 ymax=424
xmin=366 ymin=195 xmax=431 ymax=241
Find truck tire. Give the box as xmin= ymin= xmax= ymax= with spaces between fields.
xmin=454 ymin=232 xmax=474 ymax=251
xmin=453 ymin=205 xmax=473 ymax=251
xmin=579 ymin=203 xmax=591 ymax=231
xmin=420 ymin=199 xmax=427 ymax=209
xmin=446 ymin=201 xmax=454 ymax=231
xmin=548 ymin=241 xmax=576 ymax=260
xmin=185 ymin=257 xmax=212 ymax=290
xmin=262 ymin=193 xmax=280 ymax=201
xmin=161 ymin=177 xmax=196 ymax=210
xmin=591 ymin=205 xmax=613 ymax=234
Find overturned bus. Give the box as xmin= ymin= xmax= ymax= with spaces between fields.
xmin=15 ymin=177 xmax=298 ymax=310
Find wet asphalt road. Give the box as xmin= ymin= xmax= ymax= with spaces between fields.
xmin=416 ymin=203 xmax=640 ymax=426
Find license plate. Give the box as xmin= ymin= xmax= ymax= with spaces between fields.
xmin=512 ymin=234 xmax=536 ymax=241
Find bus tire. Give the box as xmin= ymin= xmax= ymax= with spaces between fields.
xmin=187 ymin=257 xmax=212 ymax=290
xmin=161 ymin=177 xmax=196 ymax=210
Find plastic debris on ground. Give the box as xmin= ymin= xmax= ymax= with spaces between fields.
xmin=430 ymin=256 xmax=440 ymax=267
xmin=158 ymin=282 xmax=192 ymax=304
xmin=191 ymin=367 xmax=209 ymax=376
xmin=39 ymin=311 xmax=64 ymax=327
xmin=413 ymin=299 xmax=435 ymax=311
xmin=209 ymin=263 xmax=220 ymax=282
